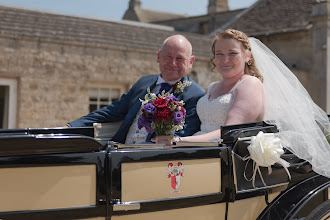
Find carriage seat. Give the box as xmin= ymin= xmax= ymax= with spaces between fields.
xmin=93 ymin=122 xmax=122 ymax=145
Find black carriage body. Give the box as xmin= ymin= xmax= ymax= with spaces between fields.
xmin=0 ymin=121 xmax=329 ymax=220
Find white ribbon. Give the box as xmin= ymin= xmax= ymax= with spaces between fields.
xmin=243 ymin=131 xmax=291 ymax=188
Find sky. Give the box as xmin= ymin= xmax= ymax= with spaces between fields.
xmin=0 ymin=0 xmax=258 ymax=21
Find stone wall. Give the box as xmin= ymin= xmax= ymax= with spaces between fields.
xmin=0 ymin=37 xmax=213 ymax=128
xmin=259 ymin=30 xmax=330 ymax=111
xmin=311 ymin=0 xmax=330 ymax=112
xmin=258 ymin=31 xmax=320 ymax=104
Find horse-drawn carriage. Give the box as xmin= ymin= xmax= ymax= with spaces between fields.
xmin=0 ymin=119 xmax=329 ymax=220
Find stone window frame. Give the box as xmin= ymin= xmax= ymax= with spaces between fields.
xmin=0 ymin=78 xmax=17 ymax=129
xmin=88 ymin=82 xmax=127 ymax=113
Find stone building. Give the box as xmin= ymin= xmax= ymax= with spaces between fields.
xmin=0 ymin=5 xmax=214 ymax=129
xmin=123 ymin=0 xmax=330 ymax=113
xmin=0 ymin=0 xmax=329 ymax=129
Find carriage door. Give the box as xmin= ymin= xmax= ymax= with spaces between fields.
xmin=107 ymin=142 xmax=228 ymax=220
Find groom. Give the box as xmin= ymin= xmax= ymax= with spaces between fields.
xmin=67 ymin=35 xmax=205 ymax=144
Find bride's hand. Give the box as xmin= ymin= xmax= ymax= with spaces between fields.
xmin=152 ymin=136 xmax=180 ymax=147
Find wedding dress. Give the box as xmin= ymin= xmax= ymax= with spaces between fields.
xmin=194 ymin=78 xmax=249 ymax=136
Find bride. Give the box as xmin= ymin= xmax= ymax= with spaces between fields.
xmin=156 ymin=29 xmax=330 ymax=178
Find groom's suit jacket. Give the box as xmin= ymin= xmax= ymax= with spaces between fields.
xmin=68 ymin=74 xmax=205 ymax=143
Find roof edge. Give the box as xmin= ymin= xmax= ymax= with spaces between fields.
xmin=208 ymin=0 xmax=262 ymax=36
xmin=250 ymin=25 xmax=312 ymax=37
xmin=0 ymin=4 xmax=175 ymax=31
xmin=154 ymin=8 xmax=244 ymax=24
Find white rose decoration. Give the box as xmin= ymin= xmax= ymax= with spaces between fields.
xmin=244 ymin=131 xmax=291 ymax=187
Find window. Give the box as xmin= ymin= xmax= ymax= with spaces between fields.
xmin=0 ymin=78 xmax=17 ymax=129
xmin=89 ymin=84 xmax=126 ymax=113
xmin=200 ymin=22 xmax=209 ymax=35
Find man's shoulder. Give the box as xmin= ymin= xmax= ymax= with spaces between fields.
xmin=131 ymin=74 xmax=159 ymax=88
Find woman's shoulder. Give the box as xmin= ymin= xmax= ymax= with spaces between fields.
xmin=234 ymin=75 xmax=263 ymax=94
xmin=239 ymin=75 xmax=262 ymax=87
xmin=243 ymin=75 xmax=262 ymax=82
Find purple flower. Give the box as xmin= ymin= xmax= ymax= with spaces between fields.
xmin=173 ymin=111 xmax=184 ymax=125
xmin=166 ymin=94 xmax=178 ymax=102
xmin=138 ymin=115 xmax=145 ymax=129
xmin=138 ymin=115 xmax=153 ymax=133
xmin=144 ymin=124 xmax=154 ymax=133
xmin=144 ymin=103 xmax=157 ymax=114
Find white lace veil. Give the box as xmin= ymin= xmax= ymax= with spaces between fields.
xmin=249 ymin=37 xmax=330 ymax=178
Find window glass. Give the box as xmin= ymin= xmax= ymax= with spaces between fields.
xmin=89 ymin=87 xmax=124 ymax=113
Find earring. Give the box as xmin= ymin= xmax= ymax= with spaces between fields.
xmin=247 ymin=59 xmax=252 ymax=66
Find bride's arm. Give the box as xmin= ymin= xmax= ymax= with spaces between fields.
xmin=155 ymin=79 xmax=263 ymax=145
xmin=179 ymin=77 xmax=264 ymax=143
xmin=179 ymin=129 xmax=221 ymax=142
xmin=225 ymin=76 xmax=264 ymax=125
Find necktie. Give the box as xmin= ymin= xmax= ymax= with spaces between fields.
xmin=158 ymin=82 xmax=172 ymax=94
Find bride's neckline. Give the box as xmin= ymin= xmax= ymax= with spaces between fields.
xmin=207 ymin=75 xmax=250 ymax=102
xmin=207 ymin=92 xmax=232 ymax=102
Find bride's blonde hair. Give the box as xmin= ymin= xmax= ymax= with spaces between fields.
xmin=211 ymin=29 xmax=263 ymax=82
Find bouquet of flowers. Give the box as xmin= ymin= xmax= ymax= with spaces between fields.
xmin=137 ymin=88 xmax=186 ymax=138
